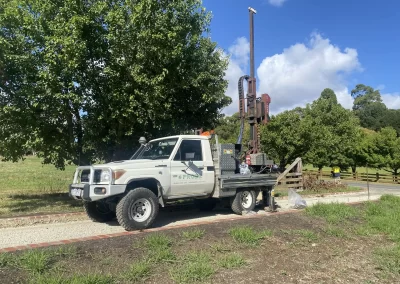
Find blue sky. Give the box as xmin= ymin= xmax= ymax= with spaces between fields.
xmin=201 ymin=0 xmax=400 ymax=114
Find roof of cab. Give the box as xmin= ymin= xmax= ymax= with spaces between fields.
xmin=150 ymin=135 xmax=210 ymax=142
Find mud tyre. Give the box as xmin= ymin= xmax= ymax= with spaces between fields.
xmin=116 ymin=187 xmax=159 ymax=231
xmin=83 ymin=201 xmax=116 ymax=222
xmin=230 ymin=189 xmax=257 ymax=214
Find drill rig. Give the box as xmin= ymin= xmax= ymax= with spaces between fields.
xmin=236 ymin=7 xmax=272 ymax=172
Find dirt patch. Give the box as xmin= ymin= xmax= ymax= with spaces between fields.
xmin=0 ymin=210 xmax=396 ymax=284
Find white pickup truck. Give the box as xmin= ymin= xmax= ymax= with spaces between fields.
xmin=69 ymin=135 xmax=278 ymax=231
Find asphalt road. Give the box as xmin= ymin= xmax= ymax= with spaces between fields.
xmin=346 ymin=181 xmax=400 ymax=192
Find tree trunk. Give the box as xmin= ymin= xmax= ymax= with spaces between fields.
xmin=279 ymin=158 xmax=287 ymax=172
xmin=73 ymin=107 xmax=85 ymax=165
xmin=351 ymin=166 xmax=357 ymax=179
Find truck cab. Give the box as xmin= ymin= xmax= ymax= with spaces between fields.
xmin=69 ymin=135 xmax=278 ymax=231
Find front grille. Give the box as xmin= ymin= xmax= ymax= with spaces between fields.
xmin=80 ymin=169 xmax=102 ymax=183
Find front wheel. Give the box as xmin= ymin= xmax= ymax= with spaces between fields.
xmin=116 ymin=187 xmax=159 ymax=231
xmin=230 ymin=189 xmax=257 ymax=214
xmin=83 ymin=201 xmax=116 ymax=223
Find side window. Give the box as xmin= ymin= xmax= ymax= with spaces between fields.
xmin=173 ymin=140 xmax=203 ymax=161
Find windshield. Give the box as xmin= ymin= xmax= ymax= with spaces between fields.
xmin=131 ymin=138 xmax=178 ymax=160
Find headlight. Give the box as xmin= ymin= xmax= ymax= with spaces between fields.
xmin=100 ymin=170 xmax=111 ymax=183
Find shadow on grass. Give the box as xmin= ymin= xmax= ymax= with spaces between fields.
xmin=2 ymin=193 xmax=82 ymax=216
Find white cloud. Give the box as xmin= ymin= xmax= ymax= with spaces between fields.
xmin=382 ymin=93 xmax=400 ymax=109
xmin=257 ymin=33 xmax=362 ymax=113
xmin=221 ymin=37 xmax=249 ymax=115
xmin=268 ymin=0 xmax=287 ymax=7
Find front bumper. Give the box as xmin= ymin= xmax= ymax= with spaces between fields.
xmin=69 ymin=183 xmax=126 ymax=201
xmin=69 ymin=166 xmax=126 ymax=202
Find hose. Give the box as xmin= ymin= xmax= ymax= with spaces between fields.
xmin=236 ymin=75 xmax=249 ymax=145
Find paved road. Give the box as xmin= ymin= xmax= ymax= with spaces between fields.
xmin=1 ymin=186 xmax=400 ymax=249
xmin=346 ymin=181 xmax=400 ymax=192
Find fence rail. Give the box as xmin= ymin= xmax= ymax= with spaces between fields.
xmin=276 ymin=158 xmax=303 ymax=190
xmin=303 ymin=170 xmax=400 ymax=184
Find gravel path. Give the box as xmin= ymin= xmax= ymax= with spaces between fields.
xmin=1 ymin=187 xmax=399 ymax=249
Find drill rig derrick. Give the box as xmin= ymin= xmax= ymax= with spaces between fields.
xmin=237 ymin=7 xmax=272 ymax=169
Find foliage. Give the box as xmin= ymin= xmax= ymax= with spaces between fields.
xmin=345 ymin=127 xmax=374 ymax=173
xmin=351 ymin=84 xmax=388 ymax=131
xmin=0 ymin=0 xmax=230 ymax=169
xmin=260 ymin=108 xmax=307 ymax=169
xmin=303 ymin=89 xmax=360 ymax=169
xmin=368 ymin=127 xmax=400 ymax=175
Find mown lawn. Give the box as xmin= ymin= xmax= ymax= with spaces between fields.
xmin=0 ymin=156 xmax=82 ymax=216
xmin=1 ymin=195 xmax=399 ymax=283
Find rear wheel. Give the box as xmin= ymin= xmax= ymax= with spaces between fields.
xmin=116 ymin=187 xmax=159 ymax=231
xmin=230 ymin=189 xmax=257 ymax=214
xmin=83 ymin=201 xmax=116 ymax=222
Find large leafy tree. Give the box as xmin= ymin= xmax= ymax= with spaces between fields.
xmin=303 ymin=88 xmax=360 ymax=170
xmin=345 ymin=127 xmax=374 ymax=174
xmin=369 ymin=127 xmax=400 ymax=175
xmin=351 ymin=84 xmax=387 ymax=131
xmin=0 ymin=0 xmax=230 ymax=168
xmin=260 ymin=108 xmax=307 ymax=170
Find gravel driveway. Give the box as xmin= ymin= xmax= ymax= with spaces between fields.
xmin=1 ymin=186 xmax=399 ymax=249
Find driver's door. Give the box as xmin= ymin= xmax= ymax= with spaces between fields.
xmin=170 ymin=139 xmax=208 ymax=197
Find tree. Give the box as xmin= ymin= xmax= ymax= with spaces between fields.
xmin=351 ymin=84 xmax=387 ymax=131
xmin=0 ymin=0 xmax=230 ymax=169
xmin=382 ymin=109 xmax=400 ymax=135
xmin=303 ymin=89 xmax=360 ymax=170
xmin=345 ymin=128 xmax=374 ymax=174
xmin=214 ymin=113 xmax=241 ymax=144
xmin=369 ymin=127 xmax=400 ymax=176
xmin=260 ymin=109 xmax=307 ymax=170
xmin=320 ymin=88 xmax=338 ymax=104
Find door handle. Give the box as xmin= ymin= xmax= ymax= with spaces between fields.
xmin=155 ymin=165 xmax=167 ymax=167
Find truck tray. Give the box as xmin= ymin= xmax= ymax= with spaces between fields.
xmin=219 ymin=173 xmax=278 ymax=189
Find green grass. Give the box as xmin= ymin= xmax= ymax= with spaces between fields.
xmin=180 ymin=228 xmax=205 ymax=240
xmin=364 ymin=195 xmax=400 ymax=242
xmin=374 ymin=245 xmax=400 ymax=275
xmin=123 ymin=260 xmax=152 ymax=283
xmin=292 ymin=229 xmax=320 ymax=242
xmin=19 ymin=250 xmax=52 ymax=274
xmin=274 ymin=186 xmax=363 ymax=197
xmin=170 ymin=251 xmax=215 ymax=284
xmin=0 ymin=156 xmax=81 ymax=217
xmin=0 ymin=253 xmax=16 ymax=267
xmin=323 ymin=226 xmax=348 ymax=238
xmin=303 ymin=165 xmax=388 ymax=175
xmin=228 ymin=226 xmax=272 ymax=246
xmin=144 ymin=233 xmax=172 ymax=250
xmin=305 ymin=195 xmax=400 ymax=277
xmin=143 ymin=234 xmax=176 ymax=263
xmin=217 ymin=253 xmax=246 ymax=269
xmin=209 ymin=241 xmax=232 ymax=253
xmin=305 ymin=202 xmax=359 ymax=224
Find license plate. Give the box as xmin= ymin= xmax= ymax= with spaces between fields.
xmin=71 ymin=188 xmax=82 ymax=197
